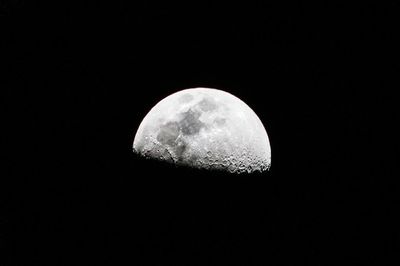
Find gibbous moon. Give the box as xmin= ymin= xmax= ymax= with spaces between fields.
xmin=133 ymin=88 xmax=271 ymax=173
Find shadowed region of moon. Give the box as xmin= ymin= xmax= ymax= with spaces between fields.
xmin=133 ymin=87 xmax=271 ymax=174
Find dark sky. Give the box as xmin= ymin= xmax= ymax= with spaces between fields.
xmin=2 ymin=1 xmax=398 ymax=265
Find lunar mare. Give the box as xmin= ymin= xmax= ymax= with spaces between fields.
xmin=133 ymin=88 xmax=271 ymax=173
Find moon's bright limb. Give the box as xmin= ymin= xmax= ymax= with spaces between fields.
xmin=133 ymin=88 xmax=271 ymax=173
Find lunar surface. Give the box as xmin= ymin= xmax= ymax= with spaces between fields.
xmin=133 ymin=88 xmax=271 ymax=173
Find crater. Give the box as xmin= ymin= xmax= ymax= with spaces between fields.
xmin=214 ymin=117 xmax=226 ymax=126
xmin=188 ymin=152 xmax=200 ymax=164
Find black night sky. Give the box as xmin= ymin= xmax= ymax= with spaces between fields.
xmin=2 ymin=1 xmax=398 ymax=265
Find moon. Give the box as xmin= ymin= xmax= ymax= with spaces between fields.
xmin=133 ymin=88 xmax=271 ymax=174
